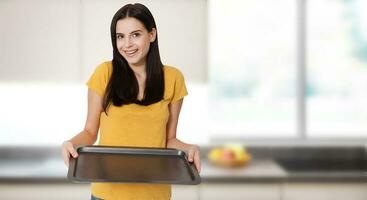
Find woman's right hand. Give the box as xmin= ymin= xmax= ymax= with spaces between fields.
xmin=61 ymin=140 xmax=79 ymax=167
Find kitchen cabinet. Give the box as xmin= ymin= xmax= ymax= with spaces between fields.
xmin=0 ymin=184 xmax=199 ymax=200
xmin=0 ymin=0 xmax=207 ymax=83
xmin=0 ymin=183 xmax=90 ymax=200
xmin=281 ymin=183 xmax=367 ymax=200
xmin=172 ymin=185 xmax=199 ymax=200
xmin=2 ymin=182 xmax=367 ymax=200
xmin=199 ymin=183 xmax=281 ymax=200
xmin=0 ymin=0 xmax=80 ymax=82
xmin=198 ymin=182 xmax=367 ymax=200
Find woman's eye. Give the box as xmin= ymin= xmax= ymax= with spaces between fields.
xmin=116 ymin=35 xmax=123 ymax=39
xmin=132 ymin=33 xmax=140 ymax=38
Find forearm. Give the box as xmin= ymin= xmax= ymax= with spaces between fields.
xmin=166 ymin=138 xmax=193 ymax=152
xmin=68 ymin=129 xmax=97 ymax=147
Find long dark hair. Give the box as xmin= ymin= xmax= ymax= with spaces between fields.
xmin=103 ymin=3 xmax=164 ymax=113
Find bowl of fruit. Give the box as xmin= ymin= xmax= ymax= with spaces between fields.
xmin=208 ymin=144 xmax=251 ymax=168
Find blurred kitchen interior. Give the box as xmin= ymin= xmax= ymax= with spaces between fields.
xmin=0 ymin=0 xmax=367 ymax=200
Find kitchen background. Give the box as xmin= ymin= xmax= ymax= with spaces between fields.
xmin=0 ymin=0 xmax=367 ymax=199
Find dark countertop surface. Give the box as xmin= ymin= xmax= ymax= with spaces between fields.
xmin=0 ymin=145 xmax=366 ymax=183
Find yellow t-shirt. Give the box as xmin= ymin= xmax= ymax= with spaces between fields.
xmin=86 ymin=61 xmax=188 ymax=200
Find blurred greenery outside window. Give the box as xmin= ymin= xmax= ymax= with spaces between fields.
xmin=208 ymin=0 xmax=367 ymax=139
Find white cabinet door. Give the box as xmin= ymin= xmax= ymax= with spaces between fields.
xmin=172 ymin=185 xmax=199 ymax=200
xmin=0 ymin=183 xmax=198 ymax=200
xmin=199 ymin=183 xmax=280 ymax=200
xmin=0 ymin=0 xmax=80 ymax=82
xmin=0 ymin=183 xmax=90 ymax=200
xmin=282 ymin=183 xmax=367 ymax=200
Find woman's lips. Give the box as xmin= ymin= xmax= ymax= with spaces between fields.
xmin=124 ymin=49 xmax=138 ymax=57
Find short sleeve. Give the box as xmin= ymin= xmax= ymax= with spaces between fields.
xmin=86 ymin=62 xmax=111 ymax=97
xmin=170 ymin=69 xmax=188 ymax=103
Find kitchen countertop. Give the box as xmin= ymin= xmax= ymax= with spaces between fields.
xmin=0 ymin=145 xmax=366 ymax=183
xmin=200 ymin=159 xmax=286 ymax=183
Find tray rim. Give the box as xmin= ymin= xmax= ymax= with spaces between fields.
xmin=67 ymin=145 xmax=201 ymax=185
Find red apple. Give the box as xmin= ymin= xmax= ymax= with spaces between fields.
xmin=221 ymin=148 xmax=236 ymax=162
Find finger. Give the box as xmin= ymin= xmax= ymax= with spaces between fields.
xmin=188 ymin=149 xmax=194 ymax=162
xmin=194 ymin=151 xmax=201 ymax=173
xmin=65 ymin=154 xmax=70 ymax=167
xmin=62 ymin=148 xmax=70 ymax=167
xmin=67 ymin=143 xmax=78 ymax=158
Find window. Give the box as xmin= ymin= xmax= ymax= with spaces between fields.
xmin=208 ymin=0 xmax=367 ymax=139
xmin=208 ymin=0 xmax=297 ymax=138
xmin=307 ymin=0 xmax=367 ymax=137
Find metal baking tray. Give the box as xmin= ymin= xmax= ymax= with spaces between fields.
xmin=67 ymin=145 xmax=201 ymax=185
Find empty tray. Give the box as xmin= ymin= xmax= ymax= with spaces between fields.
xmin=67 ymin=145 xmax=201 ymax=185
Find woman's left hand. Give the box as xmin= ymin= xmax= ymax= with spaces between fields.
xmin=187 ymin=144 xmax=201 ymax=173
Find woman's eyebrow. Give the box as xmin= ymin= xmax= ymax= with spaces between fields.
xmin=130 ymin=30 xmax=143 ymax=34
xmin=116 ymin=30 xmax=143 ymax=35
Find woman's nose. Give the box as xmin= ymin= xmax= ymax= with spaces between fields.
xmin=124 ymin=37 xmax=133 ymax=47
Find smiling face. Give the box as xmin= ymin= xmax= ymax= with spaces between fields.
xmin=116 ymin=17 xmax=156 ymax=69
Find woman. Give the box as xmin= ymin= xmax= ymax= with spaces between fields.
xmin=61 ymin=3 xmax=201 ymax=200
